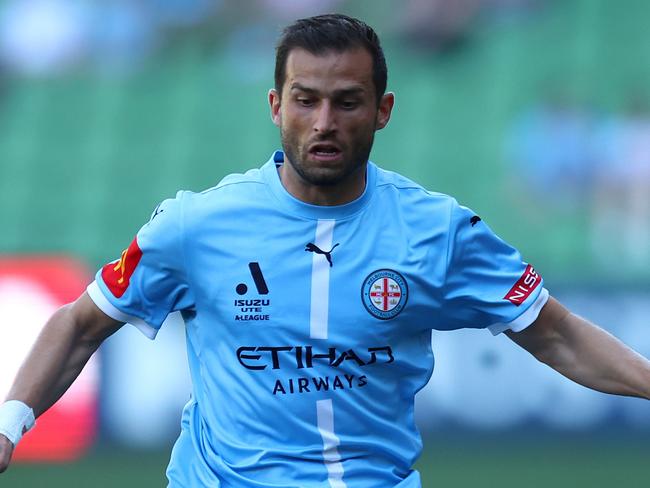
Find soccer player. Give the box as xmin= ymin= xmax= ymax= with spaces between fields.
xmin=1 ymin=13 xmax=649 ymax=487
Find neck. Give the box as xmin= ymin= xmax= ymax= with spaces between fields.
xmin=278 ymin=161 xmax=367 ymax=206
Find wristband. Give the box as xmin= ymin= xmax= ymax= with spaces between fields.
xmin=0 ymin=400 xmax=36 ymax=447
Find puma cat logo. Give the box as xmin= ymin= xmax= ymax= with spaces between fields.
xmin=305 ymin=243 xmax=340 ymax=267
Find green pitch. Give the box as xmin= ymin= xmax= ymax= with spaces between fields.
xmin=2 ymin=437 xmax=648 ymax=487
xmin=417 ymin=436 xmax=650 ymax=488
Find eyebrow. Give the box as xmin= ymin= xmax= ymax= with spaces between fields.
xmin=289 ymin=82 xmax=366 ymax=97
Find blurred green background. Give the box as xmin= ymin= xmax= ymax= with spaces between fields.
xmin=4 ymin=436 xmax=650 ymax=487
xmin=1 ymin=0 xmax=649 ymax=485
xmin=1 ymin=0 xmax=649 ymax=282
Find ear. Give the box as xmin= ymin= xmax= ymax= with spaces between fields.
xmin=269 ymin=89 xmax=282 ymax=127
xmin=375 ymin=92 xmax=395 ymax=131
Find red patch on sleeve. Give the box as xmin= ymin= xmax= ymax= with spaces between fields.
xmin=101 ymin=237 xmax=143 ymax=298
xmin=504 ymin=264 xmax=541 ymax=306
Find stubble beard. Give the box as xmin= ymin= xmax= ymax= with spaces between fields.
xmin=281 ymin=128 xmax=374 ymax=187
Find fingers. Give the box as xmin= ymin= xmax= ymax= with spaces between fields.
xmin=0 ymin=434 xmax=14 ymax=473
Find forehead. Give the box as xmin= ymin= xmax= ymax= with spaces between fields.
xmin=283 ymin=47 xmax=374 ymax=94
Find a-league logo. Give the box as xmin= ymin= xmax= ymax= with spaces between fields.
xmin=361 ymin=269 xmax=408 ymax=320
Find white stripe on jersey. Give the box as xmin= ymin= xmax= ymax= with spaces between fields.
xmin=309 ymin=219 xmax=335 ymax=340
xmin=316 ymin=399 xmax=347 ymax=488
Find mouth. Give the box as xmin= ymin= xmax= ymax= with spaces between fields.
xmin=308 ymin=143 xmax=342 ymax=161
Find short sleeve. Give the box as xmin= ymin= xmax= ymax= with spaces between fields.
xmin=87 ymin=191 xmax=195 ymax=339
xmin=439 ymin=201 xmax=548 ymax=335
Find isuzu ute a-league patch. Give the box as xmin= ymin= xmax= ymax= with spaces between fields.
xmin=362 ymin=269 xmax=408 ymax=320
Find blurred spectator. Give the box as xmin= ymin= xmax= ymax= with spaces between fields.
xmin=590 ymin=93 xmax=650 ymax=269
xmin=0 ymin=0 xmax=343 ymax=79
xmin=507 ymin=87 xmax=650 ymax=271
xmin=505 ymin=88 xmax=596 ymax=209
xmin=399 ymin=0 xmax=481 ymax=53
xmin=89 ymin=1 xmax=157 ymax=75
xmin=0 ymin=64 xmax=8 ymax=111
xmin=0 ymin=0 xmax=223 ymax=78
xmin=258 ymin=0 xmax=344 ymax=22
xmin=483 ymin=0 xmax=547 ymax=23
xmin=224 ymin=23 xmax=277 ymax=84
xmin=148 ymin=0 xmax=221 ymax=28
xmin=221 ymin=0 xmax=344 ymax=84
xmin=398 ymin=0 xmax=548 ymax=53
xmin=0 ymin=0 xmax=88 ymax=76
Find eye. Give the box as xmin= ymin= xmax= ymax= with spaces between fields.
xmin=296 ymin=97 xmax=314 ymax=107
xmin=340 ymin=100 xmax=359 ymax=110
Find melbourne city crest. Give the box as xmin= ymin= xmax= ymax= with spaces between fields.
xmin=361 ymin=269 xmax=408 ymax=320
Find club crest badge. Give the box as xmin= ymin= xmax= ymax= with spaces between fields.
xmin=361 ymin=269 xmax=408 ymax=320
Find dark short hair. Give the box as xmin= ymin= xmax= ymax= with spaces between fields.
xmin=275 ymin=14 xmax=387 ymax=104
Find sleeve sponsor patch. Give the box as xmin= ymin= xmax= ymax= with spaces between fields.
xmin=101 ymin=237 xmax=143 ymax=298
xmin=503 ymin=264 xmax=541 ymax=306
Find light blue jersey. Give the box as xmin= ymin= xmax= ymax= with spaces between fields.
xmin=88 ymin=151 xmax=548 ymax=487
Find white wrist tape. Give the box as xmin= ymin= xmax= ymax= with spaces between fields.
xmin=0 ymin=401 xmax=36 ymax=447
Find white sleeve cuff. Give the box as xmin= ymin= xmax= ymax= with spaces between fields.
xmin=86 ymin=281 xmax=159 ymax=340
xmin=0 ymin=400 xmax=35 ymax=447
xmin=487 ymin=287 xmax=549 ymax=336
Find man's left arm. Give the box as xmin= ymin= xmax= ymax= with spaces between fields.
xmin=506 ymin=296 xmax=650 ymax=399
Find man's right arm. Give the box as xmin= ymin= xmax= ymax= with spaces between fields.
xmin=0 ymin=292 xmax=123 ymax=473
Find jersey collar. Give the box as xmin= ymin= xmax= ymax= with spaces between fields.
xmin=262 ymin=150 xmax=377 ymax=220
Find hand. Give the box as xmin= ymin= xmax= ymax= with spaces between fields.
xmin=0 ymin=434 xmax=14 ymax=473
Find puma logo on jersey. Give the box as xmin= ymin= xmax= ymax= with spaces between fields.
xmin=305 ymin=242 xmax=340 ymax=267
xmin=470 ymin=215 xmax=481 ymax=226
xmin=149 ymin=202 xmax=165 ymax=222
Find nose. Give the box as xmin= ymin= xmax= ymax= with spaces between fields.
xmin=313 ymin=101 xmax=336 ymax=134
